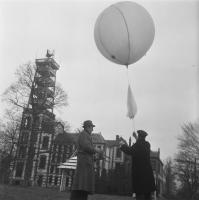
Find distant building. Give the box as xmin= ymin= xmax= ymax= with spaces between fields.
xmin=104 ymin=136 xmax=165 ymax=196
xmin=150 ymin=149 xmax=165 ymax=197
xmin=55 ymin=131 xmax=108 ymax=183
xmin=105 ymin=135 xmax=126 ymax=170
xmin=54 ymin=132 xmax=128 ymax=190
xmin=11 ymin=113 xmax=165 ymax=195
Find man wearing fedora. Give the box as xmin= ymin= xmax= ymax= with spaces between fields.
xmin=120 ymin=130 xmax=156 ymax=200
xmin=70 ymin=120 xmax=103 ymax=200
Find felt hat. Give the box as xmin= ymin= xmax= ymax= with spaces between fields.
xmin=83 ymin=120 xmax=95 ymax=128
xmin=137 ymin=130 xmax=148 ymax=137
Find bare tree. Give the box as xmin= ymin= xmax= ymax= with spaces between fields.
xmin=178 ymin=123 xmax=199 ymax=158
xmin=55 ymin=118 xmax=71 ymax=132
xmin=1 ymin=61 xmax=69 ymax=185
xmin=74 ymin=127 xmax=83 ymax=133
xmin=175 ymin=122 xmax=199 ymax=199
xmin=0 ymin=109 xmax=21 ymax=183
xmin=2 ymin=62 xmax=68 ymax=111
xmin=0 ymin=109 xmax=21 ymax=156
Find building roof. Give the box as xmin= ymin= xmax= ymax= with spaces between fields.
xmin=92 ymin=133 xmax=106 ymax=144
xmin=68 ymin=133 xmax=79 ymax=144
xmin=106 ymin=140 xmax=119 ymax=147
xmin=54 ymin=132 xmax=77 ymax=145
xmin=106 ymin=135 xmax=127 ymax=147
xmin=54 ymin=132 xmax=106 ymax=145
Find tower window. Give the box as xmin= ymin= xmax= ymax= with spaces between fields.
xmin=19 ymin=146 xmax=26 ymax=158
xmin=42 ymin=136 xmax=49 ymax=149
xmin=39 ymin=155 xmax=46 ymax=169
xmin=24 ymin=116 xmax=31 ymax=129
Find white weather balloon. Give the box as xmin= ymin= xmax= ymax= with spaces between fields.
xmin=94 ymin=1 xmax=155 ymax=66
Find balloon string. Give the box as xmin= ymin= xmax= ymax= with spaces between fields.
xmin=126 ymin=65 xmax=137 ymax=137
xmin=132 ymin=118 xmax=136 ymax=133
xmin=126 ymin=65 xmax=130 ymax=85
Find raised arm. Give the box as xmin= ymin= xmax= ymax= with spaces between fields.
xmin=120 ymin=144 xmax=133 ymax=155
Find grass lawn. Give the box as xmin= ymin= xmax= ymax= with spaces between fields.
xmin=0 ymin=184 xmax=133 ymax=200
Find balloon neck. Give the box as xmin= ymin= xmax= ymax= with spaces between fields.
xmin=126 ymin=65 xmax=128 ymax=69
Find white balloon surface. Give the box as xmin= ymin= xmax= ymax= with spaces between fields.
xmin=94 ymin=1 xmax=155 ymax=66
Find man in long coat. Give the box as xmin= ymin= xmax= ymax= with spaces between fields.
xmin=70 ymin=120 xmax=102 ymax=200
xmin=120 ymin=130 xmax=156 ymax=200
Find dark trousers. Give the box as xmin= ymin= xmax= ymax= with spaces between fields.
xmin=136 ymin=193 xmax=152 ymax=200
xmin=70 ymin=190 xmax=89 ymax=200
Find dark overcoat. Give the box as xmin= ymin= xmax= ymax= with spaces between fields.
xmin=121 ymin=139 xmax=156 ymax=194
xmin=72 ymin=130 xmax=96 ymax=194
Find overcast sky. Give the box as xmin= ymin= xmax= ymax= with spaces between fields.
xmin=0 ymin=0 xmax=198 ymax=160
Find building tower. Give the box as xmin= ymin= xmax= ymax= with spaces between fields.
xmin=11 ymin=51 xmax=60 ymax=186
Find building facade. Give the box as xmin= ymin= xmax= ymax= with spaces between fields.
xmin=10 ymin=53 xmax=60 ymax=186
xmin=105 ymin=135 xmax=126 ymax=170
xmin=150 ymin=149 xmax=165 ymax=197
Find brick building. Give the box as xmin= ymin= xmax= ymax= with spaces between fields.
xmin=10 ymin=53 xmax=60 ymax=186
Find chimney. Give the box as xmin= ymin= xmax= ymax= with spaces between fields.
xmin=116 ymin=135 xmax=119 ymax=141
